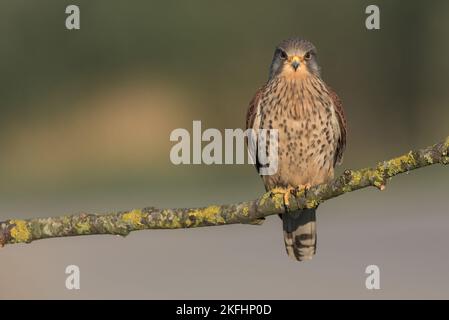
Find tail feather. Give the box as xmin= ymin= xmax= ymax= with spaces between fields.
xmin=282 ymin=208 xmax=317 ymax=261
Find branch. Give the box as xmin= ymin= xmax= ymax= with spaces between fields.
xmin=1 ymin=136 xmax=448 ymax=247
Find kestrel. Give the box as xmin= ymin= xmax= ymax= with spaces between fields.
xmin=246 ymin=38 xmax=347 ymax=261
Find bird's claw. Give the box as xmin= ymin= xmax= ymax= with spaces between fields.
xmin=293 ymin=183 xmax=311 ymax=197
xmin=270 ymin=186 xmax=296 ymax=210
xmin=270 ymin=183 xmax=312 ymax=212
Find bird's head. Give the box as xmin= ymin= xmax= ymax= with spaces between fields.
xmin=269 ymin=38 xmax=320 ymax=80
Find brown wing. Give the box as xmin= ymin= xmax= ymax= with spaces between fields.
xmin=326 ymin=85 xmax=347 ymax=166
xmin=245 ymin=86 xmax=266 ymax=172
xmin=246 ymin=86 xmax=265 ymax=130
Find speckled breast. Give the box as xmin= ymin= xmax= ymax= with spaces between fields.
xmin=258 ymin=75 xmax=341 ymax=189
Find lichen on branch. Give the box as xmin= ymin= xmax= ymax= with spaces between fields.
xmin=1 ymin=136 xmax=448 ymax=247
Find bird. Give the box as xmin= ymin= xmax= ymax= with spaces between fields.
xmin=246 ymin=37 xmax=347 ymax=261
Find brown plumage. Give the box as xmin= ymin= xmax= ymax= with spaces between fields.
xmin=246 ymin=38 xmax=347 ymax=261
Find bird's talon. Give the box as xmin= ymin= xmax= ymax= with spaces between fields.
xmin=294 ymin=183 xmax=311 ymax=197
xmin=270 ymin=187 xmax=295 ymax=209
xmin=283 ymin=192 xmax=290 ymax=207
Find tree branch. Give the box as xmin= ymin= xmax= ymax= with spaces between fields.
xmin=1 ymin=136 xmax=448 ymax=247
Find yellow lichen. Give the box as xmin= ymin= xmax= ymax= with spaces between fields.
xmin=122 ymin=209 xmax=144 ymax=227
xmin=441 ymin=137 xmax=449 ymax=164
xmin=349 ymin=170 xmax=363 ymax=186
xmin=423 ymin=153 xmax=434 ymax=164
xmin=184 ymin=218 xmax=192 ymax=227
xmin=166 ymin=212 xmax=183 ymax=228
xmin=10 ymin=220 xmax=31 ymax=243
xmin=271 ymin=194 xmax=285 ymax=209
xmin=75 ymin=220 xmax=91 ymax=234
xmin=370 ymin=168 xmax=384 ymax=185
xmin=386 ymin=152 xmax=417 ymax=176
xmin=305 ymin=198 xmax=319 ymax=208
xmin=242 ymin=206 xmax=249 ymax=216
xmin=258 ymin=192 xmax=271 ymax=207
xmin=190 ymin=205 xmax=225 ymax=224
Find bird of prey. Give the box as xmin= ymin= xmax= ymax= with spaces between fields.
xmin=246 ymin=37 xmax=347 ymax=261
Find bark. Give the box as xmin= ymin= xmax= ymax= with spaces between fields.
xmin=1 ymin=136 xmax=448 ymax=247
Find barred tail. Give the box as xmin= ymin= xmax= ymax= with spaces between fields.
xmin=282 ymin=208 xmax=317 ymax=261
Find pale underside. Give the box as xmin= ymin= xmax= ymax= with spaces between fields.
xmin=252 ymin=75 xmax=342 ymax=190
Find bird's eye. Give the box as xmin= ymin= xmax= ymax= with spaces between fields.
xmin=278 ymin=49 xmax=288 ymax=60
xmin=304 ymin=52 xmax=312 ymax=60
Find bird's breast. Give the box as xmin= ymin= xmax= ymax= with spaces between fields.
xmin=258 ymin=75 xmax=341 ymax=187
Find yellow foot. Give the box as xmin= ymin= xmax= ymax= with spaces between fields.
xmin=270 ymin=186 xmax=296 ymax=207
xmin=294 ymin=183 xmax=312 ymax=197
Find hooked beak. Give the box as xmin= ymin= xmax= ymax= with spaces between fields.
xmin=290 ymin=56 xmax=300 ymax=71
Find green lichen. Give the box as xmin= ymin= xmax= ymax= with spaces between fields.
xmin=340 ymin=169 xmax=364 ymax=192
xmin=75 ymin=220 xmax=91 ymax=234
xmin=385 ymin=152 xmax=417 ymax=176
xmin=10 ymin=219 xmax=31 ymax=243
xmin=372 ymin=172 xmax=386 ymax=189
xmin=62 ymin=216 xmax=71 ymax=225
xmin=349 ymin=170 xmax=363 ymax=186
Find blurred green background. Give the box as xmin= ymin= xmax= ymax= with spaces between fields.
xmin=1 ymin=0 xmax=448 ymax=299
